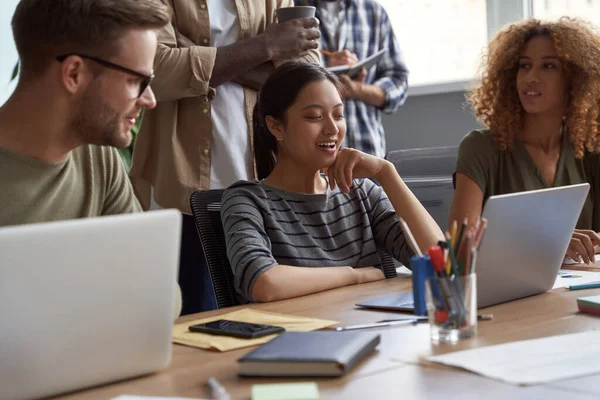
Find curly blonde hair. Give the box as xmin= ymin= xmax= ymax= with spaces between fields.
xmin=467 ymin=17 xmax=600 ymax=158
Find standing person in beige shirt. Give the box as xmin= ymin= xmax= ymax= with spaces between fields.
xmin=0 ymin=0 xmax=182 ymax=316
xmin=131 ymin=0 xmax=321 ymax=313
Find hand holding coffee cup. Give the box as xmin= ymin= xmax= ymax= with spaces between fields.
xmin=264 ymin=6 xmax=320 ymax=61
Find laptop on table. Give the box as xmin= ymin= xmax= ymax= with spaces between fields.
xmin=356 ymin=183 xmax=590 ymax=311
xmin=0 ymin=210 xmax=181 ymax=400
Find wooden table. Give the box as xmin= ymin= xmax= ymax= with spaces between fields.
xmin=53 ymin=277 xmax=600 ymax=400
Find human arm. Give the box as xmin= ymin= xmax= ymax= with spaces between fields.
xmin=328 ymin=7 xmax=408 ymax=113
xmin=251 ymin=264 xmax=384 ymax=303
xmin=327 ymin=51 xmax=387 ymax=107
xmin=170 ymin=20 xmax=319 ymax=91
xmin=340 ymin=68 xmax=386 ymax=107
xmin=232 ymin=63 xmax=276 ymax=91
xmin=352 ymin=8 xmax=409 ymax=112
xmin=449 ymin=173 xmax=485 ymax=229
xmin=208 ymin=17 xmax=320 ymax=87
xmin=448 ymin=130 xmax=497 ymax=228
xmin=152 ymin=2 xmax=319 ymax=100
xmin=327 ymin=149 xmax=444 ymax=255
xmin=329 ymin=18 xmax=407 ymax=108
xmin=173 ymin=29 xmax=275 ymax=91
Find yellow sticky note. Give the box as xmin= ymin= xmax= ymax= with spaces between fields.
xmin=252 ymin=382 xmax=319 ymax=400
xmin=172 ymin=309 xmax=338 ymax=352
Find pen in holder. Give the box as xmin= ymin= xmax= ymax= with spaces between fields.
xmin=410 ymin=254 xmax=434 ymax=316
xmin=426 ymin=273 xmax=477 ymax=343
xmin=423 ymin=218 xmax=487 ymax=344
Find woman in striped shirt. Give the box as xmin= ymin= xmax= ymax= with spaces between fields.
xmin=221 ymin=61 xmax=443 ymax=303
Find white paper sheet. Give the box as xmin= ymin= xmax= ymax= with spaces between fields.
xmin=553 ymin=269 xmax=600 ymax=289
xmin=427 ymin=331 xmax=600 ymax=385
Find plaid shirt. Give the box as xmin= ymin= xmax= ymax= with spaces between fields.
xmin=296 ymin=0 xmax=409 ymax=157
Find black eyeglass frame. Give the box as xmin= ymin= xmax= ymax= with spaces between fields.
xmin=56 ymin=54 xmax=154 ymax=98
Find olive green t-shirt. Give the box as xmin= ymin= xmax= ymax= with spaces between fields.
xmin=0 ymin=144 xmax=184 ymax=317
xmin=455 ymin=129 xmax=600 ymax=230
xmin=0 ymin=144 xmax=142 ymax=226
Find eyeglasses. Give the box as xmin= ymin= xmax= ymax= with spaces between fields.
xmin=56 ymin=54 xmax=155 ymax=98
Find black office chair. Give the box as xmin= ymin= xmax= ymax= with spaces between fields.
xmin=190 ymin=188 xmax=398 ymax=309
xmin=385 ymin=146 xmax=459 ymax=229
xmin=190 ymin=189 xmax=240 ymax=309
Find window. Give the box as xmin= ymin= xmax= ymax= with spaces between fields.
xmin=378 ymin=0 xmax=488 ymax=88
xmin=0 ymin=0 xmax=20 ymax=106
xmin=532 ymin=0 xmax=600 ymax=24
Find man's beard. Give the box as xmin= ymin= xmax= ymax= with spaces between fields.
xmin=71 ymin=84 xmax=131 ymax=149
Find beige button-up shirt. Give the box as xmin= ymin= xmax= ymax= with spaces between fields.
xmin=131 ymin=0 xmax=320 ymax=214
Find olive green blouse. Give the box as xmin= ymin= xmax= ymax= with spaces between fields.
xmin=455 ymin=129 xmax=600 ymax=230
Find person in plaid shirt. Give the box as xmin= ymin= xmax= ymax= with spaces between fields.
xmin=296 ymin=0 xmax=409 ymax=157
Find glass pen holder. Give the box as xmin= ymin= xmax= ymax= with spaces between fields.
xmin=425 ymin=273 xmax=477 ymax=344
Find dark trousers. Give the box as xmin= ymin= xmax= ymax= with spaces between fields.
xmin=178 ymin=214 xmax=217 ymax=315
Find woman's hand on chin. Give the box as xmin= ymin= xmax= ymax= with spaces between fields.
xmin=327 ymin=148 xmax=393 ymax=193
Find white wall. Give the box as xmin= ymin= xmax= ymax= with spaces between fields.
xmin=0 ymin=0 xmax=20 ymax=106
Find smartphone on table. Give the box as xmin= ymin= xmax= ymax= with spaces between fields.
xmin=188 ymin=319 xmax=285 ymax=339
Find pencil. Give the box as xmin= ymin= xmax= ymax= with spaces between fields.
xmin=454 ymin=217 xmax=467 ymax=254
xmin=447 ymin=221 xmax=457 ymax=275
xmin=400 ymin=217 xmax=423 ymax=257
xmin=320 ymin=49 xmax=333 ymax=56
xmin=445 ymin=232 xmax=459 ymax=276
xmin=474 ymin=218 xmax=488 ymax=250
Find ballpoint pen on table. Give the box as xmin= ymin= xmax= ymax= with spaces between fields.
xmin=207 ymin=376 xmax=231 ymax=400
xmin=335 ymin=319 xmax=420 ymax=331
xmin=567 ymin=281 xmax=600 ymax=291
xmin=379 ymin=314 xmax=493 ymax=323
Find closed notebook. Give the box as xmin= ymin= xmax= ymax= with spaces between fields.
xmin=577 ymin=294 xmax=600 ymax=315
xmin=238 ymin=331 xmax=380 ymax=377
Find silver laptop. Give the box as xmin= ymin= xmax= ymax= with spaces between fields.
xmin=0 ymin=210 xmax=182 ymax=400
xmin=357 ymin=183 xmax=590 ymax=310
xmin=476 ymin=183 xmax=589 ymax=307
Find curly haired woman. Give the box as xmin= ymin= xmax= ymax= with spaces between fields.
xmin=449 ymin=17 xmax=600 ymax=263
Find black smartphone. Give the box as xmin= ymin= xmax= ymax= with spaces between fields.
xmin=188 ymin=319 xmax=285 ymax=339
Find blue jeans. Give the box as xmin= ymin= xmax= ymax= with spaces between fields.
xmin=178 ymin=214 xmax=217 ymax=315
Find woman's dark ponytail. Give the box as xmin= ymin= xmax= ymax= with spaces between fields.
xmin=253 ymin=102 xmax=278 ymax=180
xmin=252 ymin=61 xmax=342 ymax=180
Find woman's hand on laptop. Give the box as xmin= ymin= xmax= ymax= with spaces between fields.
xmin=327 ymin=148 xmax=392 ymax=193
xmin=566 ymin=229 xmax=600 ymax=264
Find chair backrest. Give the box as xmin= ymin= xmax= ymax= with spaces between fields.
xmin=385 ymin=146 xmax=459 ymax=229
xmin=190 ymin=189 xmax=239 ymax=309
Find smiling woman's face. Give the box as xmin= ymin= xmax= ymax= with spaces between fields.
xmin=516 ymin=35 xmax=568 ymax=116
xmin=271 ymin=79 xmax=346 ymax=171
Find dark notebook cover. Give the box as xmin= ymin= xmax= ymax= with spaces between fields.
xmin=237 ymin=331 xmax=380 ymax=377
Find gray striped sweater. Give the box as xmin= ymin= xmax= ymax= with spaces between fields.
xmin=221 ymin=178 xmax=412 ymax=302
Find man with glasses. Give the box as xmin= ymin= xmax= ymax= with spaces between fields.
xmin=0 ymin=0 xmax=185 ymax=316
xmin=130 ymin=0 xmax=322 ymax=314
xmin=0 ymin=0 xmax=170 ymax=227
